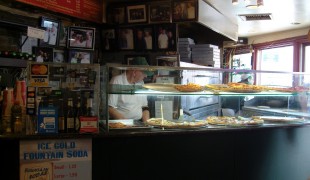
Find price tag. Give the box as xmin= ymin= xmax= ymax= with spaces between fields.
xmin=27 ymin=26 xmax=45 ymax=39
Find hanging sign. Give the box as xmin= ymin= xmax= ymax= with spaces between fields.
xmin=16 ymin=0 xmax=103 ymax=23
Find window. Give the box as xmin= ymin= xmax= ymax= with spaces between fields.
xmin=232 ymin=53 xmax=252 ymax=83
xmin=257 ymin=46 xmax=293 ymax=86
xmin=304 ymin=45 xmax=310 ymax=84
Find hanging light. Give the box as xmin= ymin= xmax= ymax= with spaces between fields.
xmin=232 ymin=0 xmax=238 ymax=5
xmin=257 ymin=0 xmax=264 ymax=7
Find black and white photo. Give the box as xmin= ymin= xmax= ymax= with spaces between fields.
xmin=149 ymin=2 xmax=171 ymax=23
xmin=127 ymin=5 xmax=147 ymax=23
xmin=118 ymin=28 xmax=134 ymax=50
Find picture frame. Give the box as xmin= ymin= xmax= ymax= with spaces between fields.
xmin=124 ymin=54 xmax=150 ymax=65
xmin=149 ymin=2 xmax=171 ymax=23
xmin=118 ymin=27 xmax=134 ymax=50
xmin=68 ymin=27 xmax=95 ymax=50
xmin=102 ymin=28 xmax=117 ymax=51
xmin=107 ymin=6 xmax=126 ymax=24
xmin=58 ymin=26 xmax=68 ymax=47
xmin=68 ymin=50 xmax=93 ymax=64
xmin=53 ymin=49 xmax=66 ymax=63
xmin=127 ymin=4 xmax=147 ymax=23
xmin=155 ymin=23 xmax=177 ymax=51
xmin=172 ymin=0 xmax=198 ymax=22
xmin=39 ymin=17 xmax=60 ymax=46
xmin=134 ymin=26 xmax=154 ymax=51
xmin=33 ymin=47 xmax=53 ymax=62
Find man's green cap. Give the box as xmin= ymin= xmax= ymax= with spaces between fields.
xmin=131 ymin=57 xmax=154 ymax=76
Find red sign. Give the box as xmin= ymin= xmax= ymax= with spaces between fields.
xmin=16 ymin=0 xmax=103 ymax=23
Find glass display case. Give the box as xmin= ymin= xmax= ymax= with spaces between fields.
xmin=101 ymin=63 xmax=310 ymax=132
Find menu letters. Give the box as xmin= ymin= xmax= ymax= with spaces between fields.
xmin=16 ymin=0 xmax=103 ymax=23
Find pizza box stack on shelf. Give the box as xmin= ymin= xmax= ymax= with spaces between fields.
xmin=178 ymin=38 xmax=195 ymax=63
xmin=190 ymin=44 xmax=221 ymax=68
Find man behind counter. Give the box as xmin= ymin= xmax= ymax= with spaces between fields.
xmin=108 ymin=57 xmax=153 ymax=122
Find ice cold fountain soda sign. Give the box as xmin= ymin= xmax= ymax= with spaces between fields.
xmin=19 ymin=139 xmax=92 ymax=180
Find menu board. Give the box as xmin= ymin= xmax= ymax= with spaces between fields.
xmin=16 ymin=0 xmax=103 ymax=23
xmin=20 ymin=139 xmax=92 ymax=180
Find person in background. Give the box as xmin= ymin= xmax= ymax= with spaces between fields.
xmin=108 ymin=57 xmax=153 ymax=122
xmin=158 ymin=28 xmax=168 ymax=49
xmin=239 ymin=74 xmax=252 ymax=84
xmin=144 ymin=30 xmax=152 ymax=50
xmin=135 ymin=29 xmax=147 ymax=51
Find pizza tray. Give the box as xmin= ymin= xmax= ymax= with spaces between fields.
xmin=143 ymin=83 xmax=179 ymax=92
xmin=146 ymin=118 xmax=208 ymax=129
xmin=252 ymin=116 xmax=305 ymax=124
xmin=99 ymin=119 xmax=152 ymax=130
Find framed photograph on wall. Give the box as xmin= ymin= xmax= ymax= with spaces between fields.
xmin=58 ymin=26 xmax=68 ymax=47
xmin=118 ymin=27 xmax=134 ymax=50
xmin=149 ymin=2 xmax=171 ymax=23
xmin=33 ymin=47 xmax=53 ymax=62
xmin=68 ymin=50 xmax=93 ymax=64
xmin=102 ymin=29 xmax=117 ymax=51
xmin=127 ymin=4 xmax=147 ymax=23
xmin=134 ymin=26 xmax=154 ymax=51
xmin=155 ymin=23 xmax=177 ymax=51
xmin=172 ymin=0 xmax=198 ymax=22
xmin=53 ymin=49 xmax=66 ymax=63
xmin=107 ymin=6 xmax=126 ymax=24
xmin=39 ymin=17 xmax=60 ymax=46
xmin=124 ymin=54 xmax=150 ymax=65
xmin=68 ymin=27 xmax=95 ymax=50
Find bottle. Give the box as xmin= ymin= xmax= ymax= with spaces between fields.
xmin=66 ymin=98 xmax=75 ymax=133
xmin=58 ymin=99 xmax=65 ymax=133
xmin=14 ymin=116 xmax=22 ymax=134
xmin=75 ymin=98 xmax=82 ymax=132
xmin=11 ymin=101 xmax=22 ymax=133
xmin=86 ymin=96 xmax=94 ymax=116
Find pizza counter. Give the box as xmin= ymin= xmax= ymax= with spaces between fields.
xmin=2 ymin=121 xmax=310 ymax=180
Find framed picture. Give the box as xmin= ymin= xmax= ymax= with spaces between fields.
xmin=107 ymin=6 xmax=126 ymax=24
xmin=118 ymin=27 xmax=134 ymax=50
xmin=68 ymin=50 xmax=93 ymax=64
xmin=134 ymin=26 xmax=154 ymax=51
xmin=39 ymin=17 xmax=60 ymax=46
xmin=53 ymin=49 xmax=65 ymax=63
xmin=149 ymin=2 xmax=171 ymax=23
xmin=102 ymin=29 xmax=117 ymax=51
xmin=68 ymin=27 xmax=95 ymax=50
xmin=33 ymin=47 xmax=53 ymax=62
xmin=127 ymin=4 xmax=147 ymax=23
xmin=172 ymin=0 xmax=198 ymax=22
xmin=155 ymin=23 xmax=177 ymax=51
xmin=124 ymin=54 xmax=150 ymax=65
xmin=58 ymin=26 xmax=68 ymax=47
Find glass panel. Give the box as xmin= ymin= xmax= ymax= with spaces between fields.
xmin=259 ymin=46 xmax=293 ymax=86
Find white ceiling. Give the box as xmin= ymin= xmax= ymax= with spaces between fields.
xmin=205 ymin=0 xmax=310 ymax=37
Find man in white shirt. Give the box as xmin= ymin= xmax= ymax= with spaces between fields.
xmin=144 ymin=30 xmax=152 ymax=50
xmin=108 ymin=57 xmax=153 ymax=122
xmin=158 ymin=28 xmax=168 ymax=49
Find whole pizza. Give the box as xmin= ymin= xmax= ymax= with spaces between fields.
xmin=146 ymin=118 xmax=208 ymax=128
xmin=206 ymin=116 xmax=264 ymax=127
xmin=174 ymin=83 xmax=203 ymax=92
